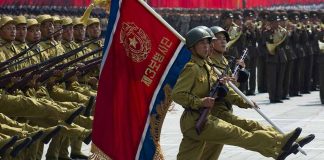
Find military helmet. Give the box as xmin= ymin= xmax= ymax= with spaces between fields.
xmin=210 ymin=26 xmax=230 ymax=42
xmin=185 ymin=27 xmax=212 ymax=48
xmin=196 ymin=26 xmax=215 ymax=40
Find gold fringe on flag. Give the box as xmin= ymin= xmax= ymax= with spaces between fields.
xmin=89 ymin=84 xmax=172 ymax=159
xmin=149 ymin=84 xmax=174 ymax=160
xmin=90 ymin=143 xmax=112 ymax=160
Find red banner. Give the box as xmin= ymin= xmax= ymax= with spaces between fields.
xmin=91 ymin=0 xmax=191 ymax=159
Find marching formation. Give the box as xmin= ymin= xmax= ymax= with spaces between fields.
xmin=170 ymin=9 xmax=322 ymax=160
xmin=161 ymin=9 xmax=324 ymax=104
xmin=0 ymin=14 xmax=103 ymax=160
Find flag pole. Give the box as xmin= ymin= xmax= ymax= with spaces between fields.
xmin=212 ymin=67 xmax=307 ymax=155
xmin=138 ymin=0 xmax=184 ymax=41
xmin=139 ymin=0 xmax=307 ymax=156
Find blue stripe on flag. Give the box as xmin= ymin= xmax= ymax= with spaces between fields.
xmin=102 ymin=0 xmax=121 ymax=55
xmin=138 ymin=46 xmax=191 ymax=159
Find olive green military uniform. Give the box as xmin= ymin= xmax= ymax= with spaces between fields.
xmin=172 ymin=51 xmax=298 ymax=160
xmin=201 ymin=53 xmax=278 ymax=159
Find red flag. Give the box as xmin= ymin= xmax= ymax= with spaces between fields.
xmin=91 ymin=0 xmax=190 ymax=159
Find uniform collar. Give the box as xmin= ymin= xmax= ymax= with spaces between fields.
xmin=191 ymin=54 xmax=206 ymax=67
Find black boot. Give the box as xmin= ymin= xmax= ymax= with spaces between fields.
xmin=27 ymin=131 xmax=44 ymax=147
xmin=0 ymin=136 xmax=18 ymax=156
xmin=10 ymin=137 xmax=32 ymax=157
xmin=84 ymin=96 xmax=95 ymax=117
xmin=42 ymin=125 xmax=62 ymax=144
xmin=65 ymin=106 xmax=84 ymax=125
xmin=293 ymin=134 xmax=315 ymax=154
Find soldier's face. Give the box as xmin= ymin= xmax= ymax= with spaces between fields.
xmin=0 ymin=23 xmax=16 ymax=42
xmin=224 ymin=18 xmax=233 ymax=28
xmin=54 ymin=23 xmax=63 ymax=40
xmin=16 ymin=24 xmax=27 ymax=42
xmin=27 ymin=25 xmax=41 ymax=43
xmin=73 ymin=25 xmax=85 ymax=41
xmin=40 ymin=21 xmax=54 ymax=39
xmin=211 ymin=33 xmax=227 ymax=54
xmin=86 ymin=23 xmax=101 ymax=38
xmin=62 ymin=25 xmax=73 ymax=41
xmin=192 ymin=39 xmax=210 ymax=59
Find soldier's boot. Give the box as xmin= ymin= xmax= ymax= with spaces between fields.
xmin=70 ymin=140 xmax=88 ymax=159
xmin=27 ymin=130 xmax=44 ymax=147
xmin=276 ymin=127 xmax=302 ymax=160
xmin=65 ymin=106 xmax=84 ymax=124
xmin=293 ymin=134 xmax=315 ymax=154
xmin=0 ymin=136 xmax=18 ymax=156
xmin=84 ymin=96 xmax=95 ymax=117
xmin=60 ymin=123 xmax=92 ymax=142
xmin=42 ymin=125 xmax=62 ymax=144
xmin=10 ymin=137 xmax=32 ymax=157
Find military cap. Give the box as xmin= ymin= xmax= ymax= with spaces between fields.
xmin=220 ymin=10 xmax=234 ymax=19
xmin=268 ymin=12 xmax=280 ymax=22
xmin=279 ymin=12 xmax=288 ymax=21
xmin=14 ymin=15 xmax=27 ymax=25
xmin=300 ymin=12 xmax=309 ymax=20
xmin=233 ymin=11 xmax=243 ymax=20
xmin=259 ymin=10 xmax=270 ymax=20
xmin=87 ymin=18 xmax=100 ymax=26
xmin=27 ymin=19 xmax=40 ymax=28
xmin=52 ymin=16 xmax=62 ymax=24
xmin=288 ymin=12 xmax=299 ymax=21
xmin=243 ymin=10 xmax=255 ymax=18
xmin=36 ymin=14 xmax=53 ymax=24
xmin=61 ymin=17 xmax=73 ymax=26
xmin=73 ymin=18 xmax=85 ymax=26
xmin=0 ymin=16 xmax=16 ymax=28
xmin=309 ymin=11 xmax=319 ymax=19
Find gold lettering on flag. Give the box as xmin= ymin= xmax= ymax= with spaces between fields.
xmin=141 ymin=37 xmax=172 ymax=86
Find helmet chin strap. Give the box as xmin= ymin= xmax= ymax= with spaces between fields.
xmin=212 ymin=46 xmax=224 ymax=55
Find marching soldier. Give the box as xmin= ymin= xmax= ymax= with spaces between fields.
xmin=257 ymin=11 xmax=270 ymax=93
xmin=243 ymin=10 xmax=258 ymax=95
xmin=265 ymin=12 xmax=287 ymax=103
xmin=172 ymin=26 xmax=313 ymax=160
xmin=52 ymin=15 xmax=63 ymax=43
xmin=300 ymin=11 xmax=313 ymax=94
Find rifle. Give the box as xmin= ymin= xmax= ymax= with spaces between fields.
xmin=0 ymin=28 xmax=63 ymax=69
xmin=0 ymin=42 xmax=61 ymax=73
xmin=232 ymin=48 xmax=248 ymax=76
xmin=195 ymin=64 xmax=230 ymax=135
xmin=0 ymin=39 xmax=100 ymax=91
xmin=36 ymin=47 xmax=102 ymax=84
xmin=57 ymin=58 xmax=102 ymax=84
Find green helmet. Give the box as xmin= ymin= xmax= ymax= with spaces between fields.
xmin=210 ymin=26 xmax=230 ymax=42
xmin=185 ymin=26 xmax=212 ymax=48
xmin=196 ymin=26 xmax=216 ymax=40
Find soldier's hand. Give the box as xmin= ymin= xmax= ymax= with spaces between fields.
xmin=11 ymin=76 xmax=21 ymax=84
xmin=88 ymin=77 xmax=98 ymax=86
xmin=201 ymin=97 xmax=215 ymax=108
xmin=249 ymin=101 xmax=260 ymax=109
xmin=53 ymin=70 xmax=64 ymax=77
xmin=236 ymin=59 xmax=246 ymax=68
xmin=75 ymin=62 xmax=85 ymax=68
